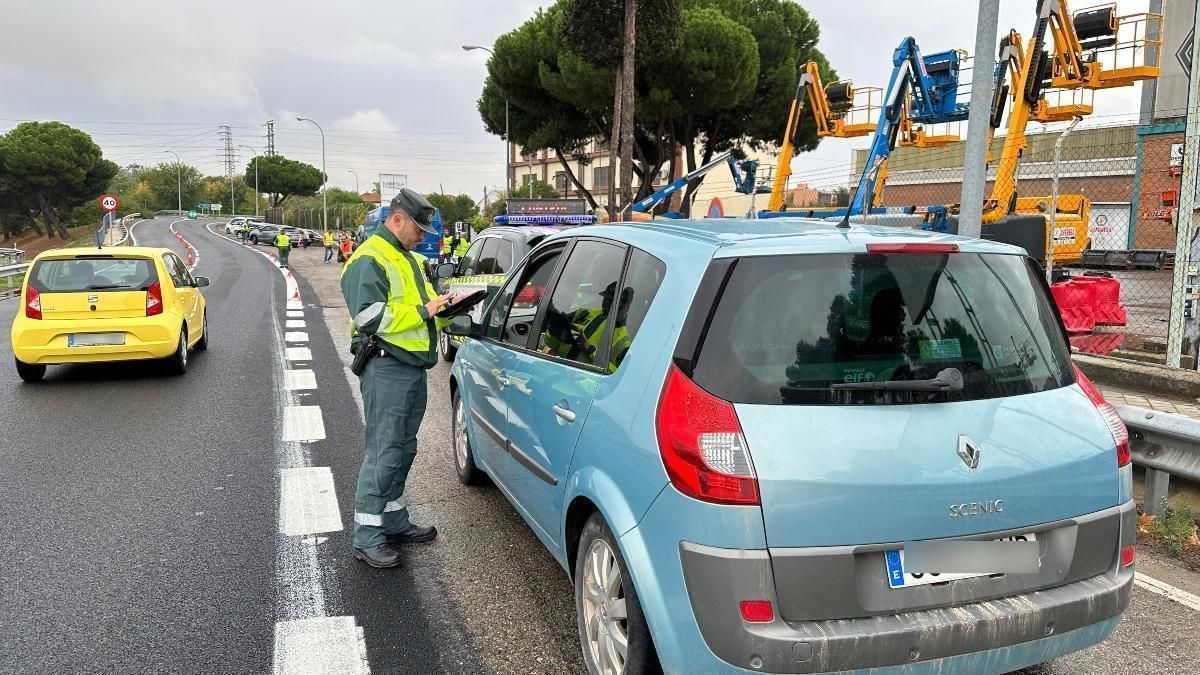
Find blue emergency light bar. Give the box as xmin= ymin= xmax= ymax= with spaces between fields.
xmin=493 ymin=214 xmax=597 ymax=226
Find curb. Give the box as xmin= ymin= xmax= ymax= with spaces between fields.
xmin=1075 ymin=353 xmax=1200 ymax=400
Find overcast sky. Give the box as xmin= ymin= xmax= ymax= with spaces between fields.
xmin=0 ymin=0 xmax=1152 ymax=198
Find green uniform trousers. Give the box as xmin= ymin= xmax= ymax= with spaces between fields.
xmin=353 ymin=354 xmax=428 ymax=548
xmin=277 ymin=246 xmax=290 ymax=267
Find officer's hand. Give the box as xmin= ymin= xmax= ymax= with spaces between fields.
xmin=425 ymin=293 xmax=455 ymax=316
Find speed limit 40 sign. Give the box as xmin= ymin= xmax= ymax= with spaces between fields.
xmin=99 ymin=194 xmax=119 ymax=212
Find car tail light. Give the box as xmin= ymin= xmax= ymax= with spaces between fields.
xmin=514 ymin=284 xmax=543 ymax=308
xmin=655 ymin=364 xmax=759 ymax=505
xmin=1121 ymin=544 xmax=1135 ymax=567
xmin=1074 ymin=366 xmax=1130 ymax=467
xmin=25 ymin=285 xmax=42 ymax=320
xmin=866 ymin=243 xmax=959 ymax=254
xmin=146 ymin=281 xmax=164 ymax=316
xmin=739 ymin=600 xmax=774 ymax=623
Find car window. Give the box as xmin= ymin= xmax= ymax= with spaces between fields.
xmin=535 ymin=240 xmax=627 ymax=369
xmin=475 ymin=238 xmax=501 ymax=275
xmin=495 ymin=239 xmax=515 ymax=274
xmin=30 ymin=257 xmax=157 ymax=292
xmin=487 ymin=245 xmax=565 ymax=348
xmin=169 ymin=254 xmax=194 ymax=286
xmin=606 ymin=249 xmax=666 ymax=372
xmin=689 ymin=252 xmax=1074 ymax=405
xmin=457 ymin=238 xmax=487 ymax=275
xmin=161 ymin=254 xmax=187 ymax=287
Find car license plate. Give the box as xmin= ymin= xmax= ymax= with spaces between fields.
xmin=68 ymin=332 xmax=125 ymax=347
xmin=885 ymin=533 xmax=1037 ymax=588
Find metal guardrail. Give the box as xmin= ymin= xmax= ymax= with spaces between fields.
xmin=0 ymin=248 xmax=29 ymax=299
xmin=1116 ymin=403 xmax=1200 ymax=516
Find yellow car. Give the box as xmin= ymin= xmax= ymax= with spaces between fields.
xmin=11 ymin=247 xmax=209 ymax=382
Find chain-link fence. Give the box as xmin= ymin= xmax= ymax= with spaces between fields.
xmin=263 ymin=204 xmax=372 ymax=232
xmin=772 ymin=119 xmax=1198 ymax=367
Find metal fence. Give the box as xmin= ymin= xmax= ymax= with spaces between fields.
xmin=824 ymin=122 xmax=1196 ymax=367
xmin=0 ymin=248 xmax=29 ymax=299
xmin=264 ymin=204 xmax=371 ymax=232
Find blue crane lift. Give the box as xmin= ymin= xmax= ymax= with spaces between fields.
xmin=631 ymin=151 xmax=767 ymax=219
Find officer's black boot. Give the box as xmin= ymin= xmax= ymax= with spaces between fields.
xmin=353 ymin=543 xmax=403 ymax=568
xmin=387 ymin=523 xmax=438 ymax=544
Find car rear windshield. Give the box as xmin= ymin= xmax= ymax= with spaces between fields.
xmin=29 ymin=257 xmax=158 ymax=293
xmin=689 ymin=252 xmax=1074 ymax=405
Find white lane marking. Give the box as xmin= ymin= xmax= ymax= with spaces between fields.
xmin=282 ymin=405 xmax=326 ymax=442
xmin=127 ymin=218 xmax=149 ymax=246
xmin=286 ymin=347 xmax=312 ymax=361
xmin=279 ymin=467 xmax=344 ymax=536
xmin=1135 ymin=573 xmax=1200 ymax=612
xmin=272 ymin=616 xmax=370 ymax=675
xmin=285 ymin=331 xmax=309 ymax=343
xmin=287 ymin=310 xmax=305 ymax=318
xmin=169 ymin=219 xmax=200 ymax=271
xmin=286 ymin=320 xmax=306 ymax=328
xmin=284 ymin=369 xmax=318 ymax=391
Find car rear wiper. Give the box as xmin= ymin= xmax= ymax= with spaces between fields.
xmin=830 ymin=367 xmax=964 ymax=392
xmin=86 ymin=283 xmax=125 ymax=289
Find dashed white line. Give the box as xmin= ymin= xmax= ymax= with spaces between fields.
xmin=287 ymin=311 xmax=305 ymax=318
xmin=286 ymin=347 xmax=313 ymax=362
xmin=273 ymin=616 xmax=370 ymax=675
xmin=282 ymin=405 xmax=325 ymax=443
xmin=286 ymin=320 xmax=307 ymax=329
xmin=285 ymin=331 xmax=309 ymax=343
xmin=279 ymin=467 xmax=344 ymax=536
xmin=1135 ymin=573 xmax=1200 ymax=612
xmin=284 ymin=369 xmax=318 ymax=391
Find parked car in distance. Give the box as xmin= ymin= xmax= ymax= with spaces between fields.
xmin=11 ymin=247 xmax=210 ymax=381
xmin=432 ymin=224 xmax=572 ymax=362
xmin=248 ymin=224 xmax=300 ymax=247
xmin=446 ymin=218 xmax=1136 ymax=675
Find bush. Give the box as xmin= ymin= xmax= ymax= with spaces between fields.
xmin=1150 ymin=503 xmax=1199 ymax=557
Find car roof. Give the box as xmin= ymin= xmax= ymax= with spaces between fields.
xmin=548 ymin=218 xmax=1026 ymax=258
xmin=32 ymin=246 xmax=179 ymax=261
xmin=480 ymin=225 xmax=571 ymax=243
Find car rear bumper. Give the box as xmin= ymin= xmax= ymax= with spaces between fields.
xmin=12 ymin=318 xmax=180 ymax=364
xmin=678 ymin=500 xmax=1136 ymax=674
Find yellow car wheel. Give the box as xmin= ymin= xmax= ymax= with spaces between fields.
xmin=14 ymin=359 xmax=46 ymax=383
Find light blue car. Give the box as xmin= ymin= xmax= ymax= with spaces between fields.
xmin=446 ymin=219 xmax=1135 ymax=675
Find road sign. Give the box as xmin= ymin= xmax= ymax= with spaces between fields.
xmin=187 ymin=211 xmax=198 ymax=219
xmin=197 ymin=203 xmax=208 ymax=209
xmin=99 ymin=194 xmax=119 ymax=212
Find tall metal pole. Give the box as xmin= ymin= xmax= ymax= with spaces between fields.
xmin=1166 ymin=22 xmax=1200 ymax=368
xmin=297 ymin=117 xmax=328 ymax=232
xmin=348 ymin=169 xmax=359 ymax=195
xmin=1045 ymin=117 xmax=1081 ymax=283
xmin=164 ymin=150 xmax=182 ymax=213
xmin=463 ymin=45 xmax=511 ymax=195
xmin=240 ymin=145 xmax=259 ymax=218
xmin=957 ymin=0 xmax=1001 ymax=239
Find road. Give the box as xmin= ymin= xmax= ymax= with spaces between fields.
xmin=0 ymin=216 xmax=1196 ymax=674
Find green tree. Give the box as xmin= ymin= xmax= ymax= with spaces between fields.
xmin=0 ymin=122 xmax=118 ymax=238
xmin=143 ymin=162 xmax=204 ymax=212
xmin=427 ymin=193 xmax=480 ymax=227
xmin=252 ymin=155 xmax=323 ymax=207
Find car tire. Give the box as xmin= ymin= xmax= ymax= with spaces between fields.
xmin=452 ymin=390 xmax=486 ymax=486
xmin=575 ymin=513 xmax=661 ymax=675
xmin=165 ymin=327 xmax=188 ymax=376
xmin=439 ymin=330 xmax=458 ymax=362
xmin=195 ymin=314 xmax=209 ymax=351
xmin=250 ymin=236 xmax=259 ymax=245
xmin=14 ymin=359 xmax=45 ymax=383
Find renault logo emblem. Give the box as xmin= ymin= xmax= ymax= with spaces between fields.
xmin=957 ymin=436 xmax=981 ymax=470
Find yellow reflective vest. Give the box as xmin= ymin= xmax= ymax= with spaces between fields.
xmin=275 ymin=232 xmax=291 ymax=248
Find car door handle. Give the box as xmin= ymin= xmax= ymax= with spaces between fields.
xmin=492 ymin=369 xmax=511 ymax=389
xmin=553 ymin=404 xmax=576 ymax=423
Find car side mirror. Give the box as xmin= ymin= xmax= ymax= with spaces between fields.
xmin=434 ymin=262 xmax=456 ymax=279
xmin=194 ymin=276 xmax=210 ymax=288
xmin=445 ymin=314 xmax=481 ymax=338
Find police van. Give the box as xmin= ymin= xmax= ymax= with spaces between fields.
xmin=361 ymin=205 xmax=443 ymax=261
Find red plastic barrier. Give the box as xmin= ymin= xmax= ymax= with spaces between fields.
xmin=1050 ymin=279 xmax=1096 ymax=333
xmin=1080 ymin=275 xmax=1127 ymax=326
xmin=1069 ymin=332 xmax=1125 ymax=356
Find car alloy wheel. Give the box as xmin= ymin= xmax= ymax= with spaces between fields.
xmin=454 ymin=395 xmax=469 ymax=472
xmin=582 ymin=538 xmax=629 ymax=674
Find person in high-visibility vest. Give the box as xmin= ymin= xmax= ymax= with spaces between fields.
xmin=540 ymin=281 xmax=633 ymax=373
xmin=275 ymin=230 xmax=292 ymax=268
xmin=453 ymin=235 xmax=470 ymax=260
xmin=323 ymin=230 xmax=336 ymax=263
xmin=241 ymin=221 xmax=250 ymax=241
xmin=441 ymin=234 xmax=453 ymax=264
xmin=340 ymin=188 xmax=454 ymax=569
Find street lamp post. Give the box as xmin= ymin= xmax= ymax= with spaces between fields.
xmin=297 ymin=116 xmax=328 ymax=233
xmin=239 ymin=145 xmax=260 ymax=218
xmin=348 ymin=170 xmax=359 ymax=195
xmin=163 ymin=150 xmax=182 ymax=213
xmin=463 ymin=45 xmax=511 ymax=196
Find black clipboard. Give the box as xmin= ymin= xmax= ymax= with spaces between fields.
xmin=436 ymin=289 xmax=489 ymax=318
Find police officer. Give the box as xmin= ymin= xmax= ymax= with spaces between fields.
xmin=453 ymin=233 xmax=470 ymax=261
xmin=241 ymin=220 xmax=251 ymax=242
xmin=541 ymin=281 xmax=633 ymax=373
xmin=274 ymin=229 xmax=292 ymax=268
xmin=341 ymin=188 xmax=455 ymax=568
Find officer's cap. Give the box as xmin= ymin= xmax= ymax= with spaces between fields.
xmin=600 ymin=281 xmax=634 ymax=304
xmin=390 ymin=188 xmax=437 ymax=234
